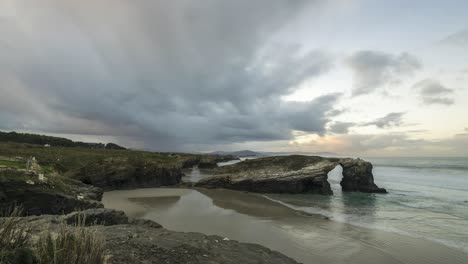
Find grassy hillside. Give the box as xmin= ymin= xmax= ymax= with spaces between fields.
xmin=0 ymin=141 xmax=198 ymax=173
xmin=0 ymin=131 xmax=125 ymax=150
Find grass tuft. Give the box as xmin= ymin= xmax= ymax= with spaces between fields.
xmin=0 ymin=207 xmax=33 ymax=263
xmin=35 ymin=217 xmax=107 ymax=264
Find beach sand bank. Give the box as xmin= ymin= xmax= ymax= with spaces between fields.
xmin=103 ymin=188 xmax=468 ymax=264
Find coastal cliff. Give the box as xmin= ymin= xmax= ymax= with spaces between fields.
xmin=68 ymin=158 xmax=184 ymax=190
xmin=0 ymin=167 xmax=103 ymax=215
xmin=195 ymin=155 xmax=386 ymax=194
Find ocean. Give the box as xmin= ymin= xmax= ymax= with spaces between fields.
xmin=265 ymin=157 xmax=468 ymax=253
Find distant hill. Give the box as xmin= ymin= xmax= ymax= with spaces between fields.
xmin=0 ymin=131 xmax=126 ymax=150
xmin=210 ymin=150 xmax=341 ymax=158
xmin=210 ymin=150 xmax=262 ymax=157
xmin=261 ymin=151 xmax=341 ymax=157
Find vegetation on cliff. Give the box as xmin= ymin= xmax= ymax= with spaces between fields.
xmin=0 ymin=131 xmax=126 ymax=150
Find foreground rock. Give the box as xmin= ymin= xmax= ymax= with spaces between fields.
xmin=0 ymin=168 xmax=103 ymax=215
xmin=15 ymin=215 xmax=299 ymax=264
xmin=100 ymin=224 xmax=299 ymax=264
xmin=64 ymin=208 xmax=128 ymax=226
xmin=196 ymin=155 xmax=386 ymax=194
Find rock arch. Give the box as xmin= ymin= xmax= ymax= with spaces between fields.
xmin=196 ymin=155 xmax=387 ymax=194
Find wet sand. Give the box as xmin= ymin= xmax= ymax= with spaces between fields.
xmin=103 ymin=188 xmax=468 ymax=264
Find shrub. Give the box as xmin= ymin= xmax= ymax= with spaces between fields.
xmin=35 ymin=218 xmax=107 ymax=264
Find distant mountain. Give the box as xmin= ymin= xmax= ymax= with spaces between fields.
xmin=0 ymin=131 xmax=126 ymax=150
xmin=210 ymin=150 xmax=262 ymax=157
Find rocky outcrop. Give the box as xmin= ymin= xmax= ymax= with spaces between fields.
xmin=99 ymin=224 xmax=299 ymax=264
xmin=339 ymin=158 xmax=386 ymax=193
xmin=14 ymin=214 xmax=299 ymax=264
xmin=69 ymin=160 xmax=183 ymax=190
xmin=0 ymin=168 xmax=103 ymax=215
xmin=131 ymin=218 xmax=163 ymax=229
xmin=195 ymin=155 xmax=386 ymax=195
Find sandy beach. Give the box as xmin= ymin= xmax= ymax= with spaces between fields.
xmin=103 ymin=187 xmax=468 ymax=264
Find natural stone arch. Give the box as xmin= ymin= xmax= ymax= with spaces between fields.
xmin=196 ymin=155 xmax=387 ymax=195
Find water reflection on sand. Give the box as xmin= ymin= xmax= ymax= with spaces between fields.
xmin=103 ymin=188 xmax=468 ymax=264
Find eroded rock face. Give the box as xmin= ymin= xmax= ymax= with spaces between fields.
xmin=195 ymin=155 xmax=386 ymax=194
xmin=69 ymin=161 xmax=183 ymax=190
xmin=0 ymin=168 xmax=103 ymax=215
xmin=339 ymin=158 xmax=387 ymax=193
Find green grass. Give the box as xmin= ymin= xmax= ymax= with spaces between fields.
xmin=0 ymin=159 xmax=26 ymax=169
xmin=0 ymin=142 xmax=198 ymax=174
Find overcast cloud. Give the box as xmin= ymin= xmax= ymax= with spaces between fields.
xmin=412 ymin=79 xmax=455 ymax=105
xmin=346 ymin=51 xmax=421 ymax=96
xmin=0 ymin=0 xmax=344 ymax=150
xmin=363 ymin=112 xmax=406 ymax=128
xmin=0 ymin=1 xmax=467 ymax=155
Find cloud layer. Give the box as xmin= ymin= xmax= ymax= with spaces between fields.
xmin=0 ymin=0 xmax=343 ymax=150
xmin=346 ymin=51 xmax=421 ymax=95
xmin=412 ymin=79 xmax=455 ymax=105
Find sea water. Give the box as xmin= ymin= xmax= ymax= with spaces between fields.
xmin=265 ymin=157 xmax=468 ymax=253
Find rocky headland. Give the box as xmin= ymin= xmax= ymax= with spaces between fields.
xmin=195 ymin=155 xmax=387 ymax=194
xmin=0 ymin=141 xmax=298 ymax=263
xmin=0 ymin=138 xmax=386 ymax=263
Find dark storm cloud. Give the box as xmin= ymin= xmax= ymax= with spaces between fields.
xmin=346 ymin=51 xmax=421 ymax=96
xmin=363 ymin=112 xmax=405 ymax=128
xmin=0 ymin=0 xmax=338 ymax=150
xmin=412 ymin=79 xmax=455 ymax=105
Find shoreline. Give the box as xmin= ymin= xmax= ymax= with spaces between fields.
xmin=103 ymin=187 xmax=468 ymax=264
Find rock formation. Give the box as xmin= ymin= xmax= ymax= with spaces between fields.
xmin=0 ymin=168 xmax=103 ymax=215
xmin=68 ymin=160 xmax=183 ymax=190
xmin=195 ymin=155 xmax=386 ymax=194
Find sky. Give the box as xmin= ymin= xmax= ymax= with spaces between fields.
xmin=0 ymin=0 xmax=467 ymax=156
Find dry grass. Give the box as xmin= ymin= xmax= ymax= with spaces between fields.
xmin=0 ymin=207 xmax=33 ymax=263
xmin=35 ymin=217 xmax=107 ymax=264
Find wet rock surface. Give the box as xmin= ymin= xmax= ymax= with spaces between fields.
xmin=196 ymin=155 xmax=386 ymax=194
